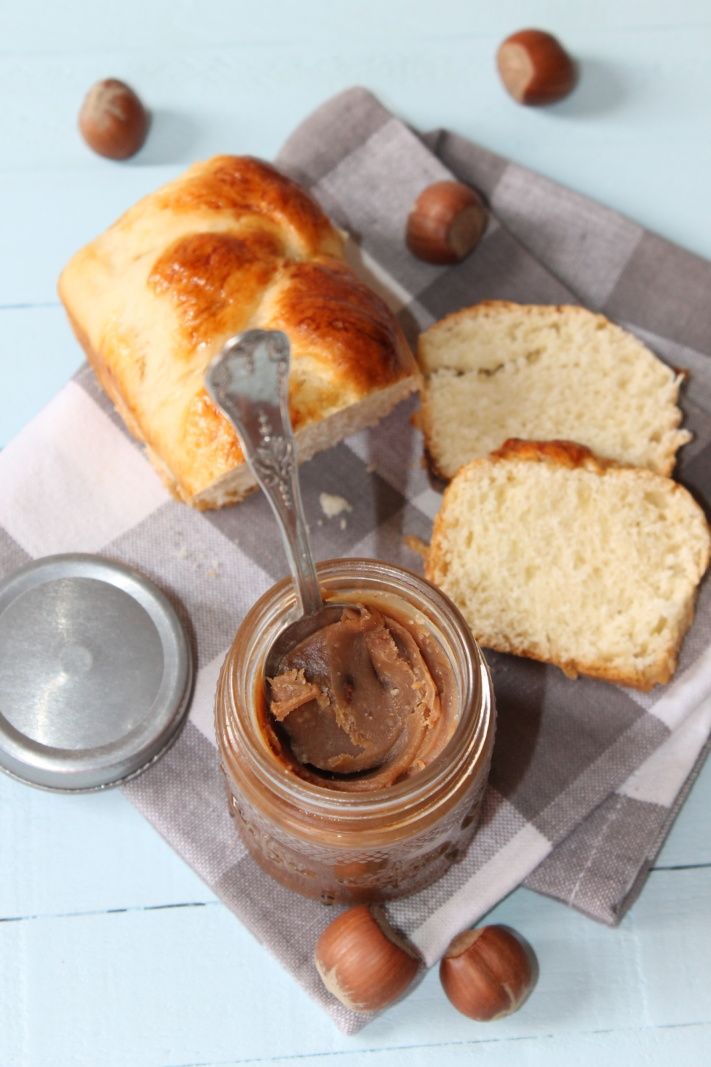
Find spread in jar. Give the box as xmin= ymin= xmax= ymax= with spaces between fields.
xmin=266 ymin=604 xmax=457 ymax=791
xmin=215 ymin=559 xmax=495 ymax=903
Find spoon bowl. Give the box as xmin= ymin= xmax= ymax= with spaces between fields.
xmin=263 ymin=602 xmax=345 ymax=682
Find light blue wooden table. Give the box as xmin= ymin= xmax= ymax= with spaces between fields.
xmin=1 ymin=2 xmax=710 ymax=1064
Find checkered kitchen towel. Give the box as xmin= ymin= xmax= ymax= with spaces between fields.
xmin=1 ymin=88 xmax=710 ymax=1033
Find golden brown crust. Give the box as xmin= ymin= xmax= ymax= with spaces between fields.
xmin=154 ymin=155 xmax=342 ymax=258
xmin=266 ymin=258 xmax=411 ymax=397
xmin=147 ymin=230 xmax=284 ymax=349
xmin=491 ymin=437 xmax=613 ymax=470
xmin=58 ymin=155 xmax=416 ymax=506
xmin=490 ymin=439 xmax=703 ymax=507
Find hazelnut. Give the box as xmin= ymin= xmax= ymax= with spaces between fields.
xmin=406 ymin=181 xmax=488 ymax=265
xmin=496 ymin=29 xmax=576 ymax=106
xmin=314 ymin=904 xmax=421 ymax=1012
xmin=79 ymin=78 xmax=149 ymax=159
xmin=439 ymin=924 xmax=535 ymax=1020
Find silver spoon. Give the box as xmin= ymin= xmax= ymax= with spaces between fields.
xmin=204 ymin=329 xmax=347 ymax=679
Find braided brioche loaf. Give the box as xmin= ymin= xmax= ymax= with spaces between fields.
xmin=59 ymin=156 xmax=417 ymax=508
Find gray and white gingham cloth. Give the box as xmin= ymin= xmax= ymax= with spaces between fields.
xmin=1 ymin=88 xmax=709 ymax=1033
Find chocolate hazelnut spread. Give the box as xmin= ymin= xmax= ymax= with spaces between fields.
xmin=267 ymin=603 xmax=457 ymax=791
xmin=216 ymin=558 xmax=495 ymax=903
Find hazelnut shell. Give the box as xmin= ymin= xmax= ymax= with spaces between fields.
xmin=439 ymin=924 xmax=535 ymax=1020
xmin=406 ymin=181 xmax=488 ymax=265
xmin=79 ymin=78 xmax=149 ymax=160
xmin=314 ymin=905 xmax=421 ymax=1012
xmin=496 ymin=29 xmax=576 ymax=106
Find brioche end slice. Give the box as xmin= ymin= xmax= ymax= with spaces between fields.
xmin=425 ymin=440 xmax=710 ymax=690
xmin=418 ymin=301 xmax=691 ymax=480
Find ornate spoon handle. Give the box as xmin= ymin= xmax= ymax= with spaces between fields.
xmin=205 ymin=329 xmax=323 ymax=618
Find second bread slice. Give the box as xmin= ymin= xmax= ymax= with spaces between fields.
xmin=418 ymin=301 xmax=691 ymax=479
xmin=425 ymin=440 xmax=710 ymax=690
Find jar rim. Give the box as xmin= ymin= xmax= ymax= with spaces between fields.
xmin=217 ymin=558 xmax=494 ymax=820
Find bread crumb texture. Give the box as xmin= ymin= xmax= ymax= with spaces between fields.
xmin=426 ymin=440 xmax=710 ymax=690
xmin=319 ymin=492 xmax=353 ymax=519
xmin=418 ymin=301 xmax=691 ymax=479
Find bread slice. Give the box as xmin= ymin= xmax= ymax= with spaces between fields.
xmin=425 ymin=440 xmax=710 ymax=690
xmin=418 ymin=301 xmax=691 ymax=480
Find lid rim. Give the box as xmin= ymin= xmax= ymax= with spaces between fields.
xmin=0 ymin=694 xmax=192 ymax=792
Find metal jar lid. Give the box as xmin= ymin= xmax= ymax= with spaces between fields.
xmin=0 ymin=554 xmax=194 ymax=792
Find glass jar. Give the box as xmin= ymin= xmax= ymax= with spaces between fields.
xmin=215 ymin=559 xmax=495 ymax=904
